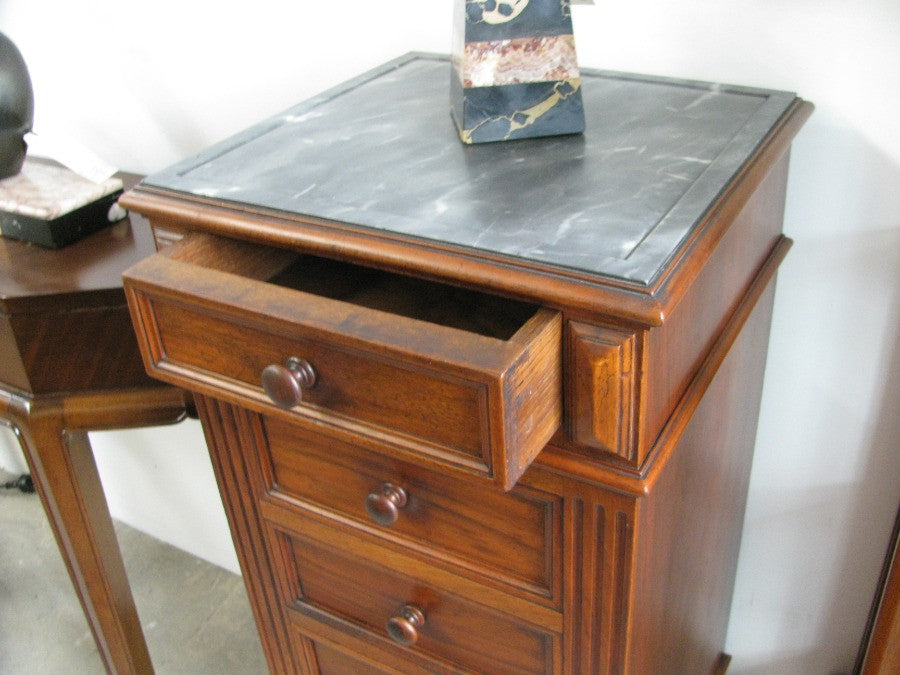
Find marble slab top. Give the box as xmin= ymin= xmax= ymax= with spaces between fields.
xmin=143 ymin=53 xmax=797 ymax=286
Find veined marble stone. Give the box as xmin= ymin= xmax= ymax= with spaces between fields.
xmin=451 ymin=0 xmax=586 ymax=144
xmin=143 ymin=54 xmax=799 ymax=286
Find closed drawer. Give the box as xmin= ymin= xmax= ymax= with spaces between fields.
xmin=291 ymin=625 xmax=505 ymax=675
xmin=261 ymin=414 xmax=560 ymax=603
xmin=291 ymin=623 xmax=476 ymax=674
xmin=124 ymin=233 xmax=561 ymax=489
xmin=268 ymin=524 xmax=560 ymax=674
xmin=296 ymin=637 xmax=400 ymax=675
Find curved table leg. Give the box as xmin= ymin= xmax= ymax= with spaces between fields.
xmin=2 ymin=388 xmax=187 ymax=675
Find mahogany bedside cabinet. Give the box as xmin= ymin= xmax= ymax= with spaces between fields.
xmin=0 ymin=172 xmax=187 ymax=674
xmin=120 ymin=54 xmax=812 ymax=673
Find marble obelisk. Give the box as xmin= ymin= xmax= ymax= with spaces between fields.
xmin=451 ymin=0 xmax=586 ymax=144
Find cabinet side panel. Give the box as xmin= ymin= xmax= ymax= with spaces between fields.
xmin=629 ymin=283 xmax=777 ymax=673
xmin=11 ymin=305 xmax=155 ymax=394
xmin=644 ymin=152 xmax=789 ymax=460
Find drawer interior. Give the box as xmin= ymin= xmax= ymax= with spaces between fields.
xmin=267 ymin=255 xmax=538 ymax=340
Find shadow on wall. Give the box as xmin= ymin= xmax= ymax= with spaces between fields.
xmin=733 ymin=310 xmax=898 ymax=670
xmin=795 ymin=137 xmax=900 ymax=675
xmin=726 ymin=113 xmax=900 ymax=673
xmin=839 ymin=297 xmax=900 ymax=669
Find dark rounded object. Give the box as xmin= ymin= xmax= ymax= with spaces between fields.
xmin=261 ymin=357 xmax=317 ymax=409
xmin=0 ymin=32 xmax=34 ymax=178
xmin=365 ymin=483 xmax=409 ymax=526
xmin=386 ymin=605 xmax=425 ymax=647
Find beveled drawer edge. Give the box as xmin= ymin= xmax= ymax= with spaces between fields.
xmin=121 ymin=186 xmax=665 ymax=325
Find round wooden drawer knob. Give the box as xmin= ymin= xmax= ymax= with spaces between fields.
xmin=261 ymin=357 xmax=316 ymax=408
xmin=386 ymin=605 xmax=425 ymax=647
xmin=365 ymin=483 xmax=408 ymax=526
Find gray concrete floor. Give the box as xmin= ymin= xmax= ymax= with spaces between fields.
xmin=0 ymin=486 xmax=268 ymax=674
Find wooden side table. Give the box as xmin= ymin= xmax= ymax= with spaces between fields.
xmin=0 ymin=173 xmax=187 ymax=674
xmin=120 ymin=55 xmax=812 ymax=672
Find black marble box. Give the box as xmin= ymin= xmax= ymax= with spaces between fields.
xmin=0 ymin=159 xmax=123 ymax=248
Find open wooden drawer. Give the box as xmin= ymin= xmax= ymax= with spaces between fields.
xmin=123 ymin=233 xmax=561 ymax=489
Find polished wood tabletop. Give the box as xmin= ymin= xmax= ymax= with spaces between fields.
xmin=0 ymin=172 xmax=153 ymax=311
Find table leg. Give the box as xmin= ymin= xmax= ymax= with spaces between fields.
xmin=6 ymin=398 xmax=153 ymax=675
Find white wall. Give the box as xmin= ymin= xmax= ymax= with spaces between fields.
xmin=2 ymin=1 xmax=897 ymax=672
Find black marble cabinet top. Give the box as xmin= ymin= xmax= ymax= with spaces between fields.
xmin=143 ymin=53 xmax=797 ymax=286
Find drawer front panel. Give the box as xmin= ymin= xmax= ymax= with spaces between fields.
xmin=124 ymin=233 xmax=562 ymax=489
xmin=149 ymin=296 xmax=488 ymax=466
xmin=278 ymin=529 xmax=556 ymax=674
xmin=291 ymin=626 xmax=461 ymax=675
xmin=262 ymin=415 xmax=559 ymax=601
xmin=307 ymin=640 xmax=397 ymax=675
